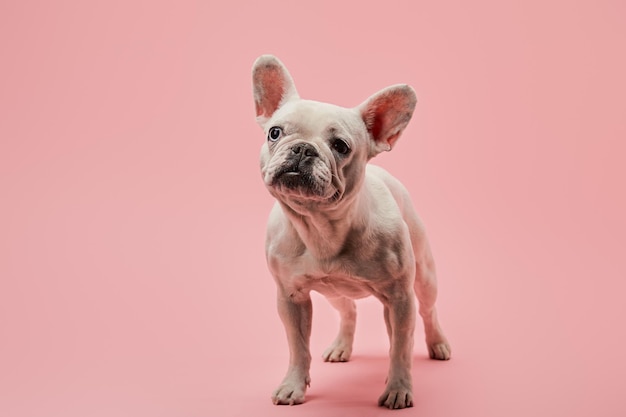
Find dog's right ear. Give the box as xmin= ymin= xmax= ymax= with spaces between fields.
xmin=252 ymin=55 xmax=299 ymax=126
xmin=358 ymin=84 xmax=417 ymax=157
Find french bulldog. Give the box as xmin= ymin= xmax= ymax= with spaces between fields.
xmin=252 ymin=55 xmax=451 ymax=409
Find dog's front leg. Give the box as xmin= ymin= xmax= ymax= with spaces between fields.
xmin=272 ymin=289 xmax=312 ymax=406
xmin=378 ymin=293 xmax=416 ymax=409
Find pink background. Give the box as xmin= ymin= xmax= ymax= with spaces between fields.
xmin=1 ymin=1 xmax=625 ymax=416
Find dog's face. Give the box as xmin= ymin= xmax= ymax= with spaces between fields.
xmin=253 ymin=55 xmax=417 ymax=209
xmin=260 ymin=100 xmax=369 ymax=206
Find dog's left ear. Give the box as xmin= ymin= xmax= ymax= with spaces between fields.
xmin=358 ymin=85 xmax=417 ymax=156
xmin=252 ymin=55 xmax=299 ymax=126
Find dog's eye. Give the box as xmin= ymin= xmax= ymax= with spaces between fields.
xmin=332 ymin=138 xmax=350 ymax=155
xmin=268 ymin=126 xmax=283 ymax=142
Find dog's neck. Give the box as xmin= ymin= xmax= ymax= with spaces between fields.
xmin=277 ymin=192 xmax=368 ymax=261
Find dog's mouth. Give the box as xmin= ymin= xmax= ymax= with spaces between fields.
xmin=272 ymin=165 xmax=319 ymax=191
xmin=263 ymin=145 xmax=344 ymax=204
xmin=268 ymin=161 xmax=339 ymax=201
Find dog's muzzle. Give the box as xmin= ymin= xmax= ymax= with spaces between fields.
xmin=289 ymin=142 xmax=319 ymax=166
xmin=269 ymin=143 xmax=330 ymax=196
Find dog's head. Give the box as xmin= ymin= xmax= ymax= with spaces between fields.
xmin=252 ymin=55 xmax=416 ymax=209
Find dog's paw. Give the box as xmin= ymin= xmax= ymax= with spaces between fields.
xmin=271 ymin=380 xmax=308 ymax=406
xmin=378 ymin=382 xmax=414 ymax=409
xmin=428 ymin=341 xmax=451 ymax=360
xmin=322 ymin=339 xmax=352 ymax=362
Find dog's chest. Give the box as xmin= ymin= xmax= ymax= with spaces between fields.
xmin=268 ymin=207 xmax=412 ymax=301
xmin=307 ymin=274 xmax=372 ymax=299
xmin=280 ymin=246 xmax=404 ymax=301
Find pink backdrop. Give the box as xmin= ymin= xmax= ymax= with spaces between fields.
xmin=1 ymin=1 xmax=625 ymax=416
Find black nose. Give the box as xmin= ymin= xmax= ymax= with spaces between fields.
xmin=291 ymin=143 xmax=319 ymax=158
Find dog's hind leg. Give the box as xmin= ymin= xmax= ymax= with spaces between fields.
xmin=414 ymin=246 xmax=451 ymax=360
xmin=322 ymin=296 xmax=357 ymax=362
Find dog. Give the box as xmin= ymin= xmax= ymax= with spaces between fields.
xmin=252 ymin=55 xmax=451 ymax=409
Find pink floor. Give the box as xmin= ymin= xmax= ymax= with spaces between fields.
xmin=1 ymin=1 xmax=625 ymax=416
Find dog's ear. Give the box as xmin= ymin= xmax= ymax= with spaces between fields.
xmin=252 ymin=55 xmax=299 ymax=126
xmin=358 ymin=85 xmax=417 ymax=156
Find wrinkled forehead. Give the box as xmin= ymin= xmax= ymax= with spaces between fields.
xmin=270 ymin=100 xmax=366 ymax=138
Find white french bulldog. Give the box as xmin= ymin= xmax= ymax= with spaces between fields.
xmin=252 ymin=55 xmax=451 ymax=409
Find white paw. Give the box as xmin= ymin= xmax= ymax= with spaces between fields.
xmin=271 ymin=379 xmax=309 ymax=406
xmin=378 ymin=381 xmax=414 ymax=409
xmin=322 ymin=339 xmax=352 ymax=362
xmin=428 ymin=341 xmax=451 ymax=360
